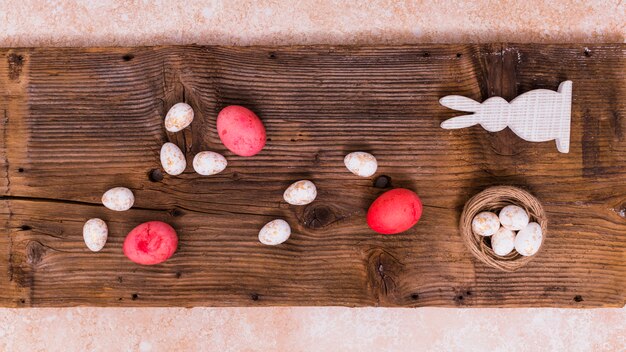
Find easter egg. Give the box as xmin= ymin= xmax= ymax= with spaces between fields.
xmin=258 ymin=219 xmax=291 ymax=245
xmin=83 ymin=218 xmax=108 ymax=252
xmin=283 ymin=180 xmax=317 ymax=205
xmin=499 ymin=205 xmax=530 ymax=231
xmin=123 ymin=221 xmax=178 ymax=265
xmin=160 ymin=142 xmax=186 ymax=176
xmin=217 ymin=105 xmax=266 ymax=157
xmin=514 ymin=222 xmax=543 ymax=256
xmin=164 ymin=102 xmax=194 ymax=132
xmin=344 ymin=151 xmax=378 ymax=177
xmin=491 ymin=227 xmax=516 ymax=256
xmin=102 ymin=187 xmax=134 ymax=211
xmin=366 ymin=188 xmax=422 ymax=235
xmin=471 ymin=211 xmax=500 ymax=237
xmin=193 ymin=151 xmax=227 ymax=176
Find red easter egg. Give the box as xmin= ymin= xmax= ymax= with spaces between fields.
xmin=217 ymin=105 xmax=266 ymax=157
xmin=366 ymin=188 xmax=423 ymax=235
xmin=123 ymin=221 xmax=178 ymax=265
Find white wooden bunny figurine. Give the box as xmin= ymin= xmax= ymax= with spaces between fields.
xmin=440 ymin=81 xmax=572 ymax=153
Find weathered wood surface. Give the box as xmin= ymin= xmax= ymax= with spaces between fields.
xmin=0 ymin=44 xmax=624 ymax=307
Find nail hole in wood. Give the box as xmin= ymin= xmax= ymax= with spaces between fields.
xmin=122 ymin=54 xmax=134 ymax=61
xmin=466 ymin=290 xmax=472 ymax=296
xmin=251 ymin=293 xmax=259 ymax=301
xmin=423 ymin=52 xmax=430 ymax=57
xmin=373 ymin=175 xmax=391 ymax=188
xmin=268 ymin=52 xmax=276 ymax=59
xmin=583 ymin=48 xmax=591 ymax=57
xmin=148 ymin=169 xmax=163 ymax=182
xmin=290 ymin=138 xmax=296 ymax=142
xmin=131 ymin=293 xmax=139 ymax=300
xmin=456 ymin=53 xmax=462 ymax=58
xmin=574 ymin=295 xmax=584 ymax=302
xmin=20 ymin=299 xmax=25 ymax=304
xmin=17 ymin=168 xmax=24 ymax=173
xmin=20 ymin=225 xmax=31 ymax=231
xmin=411 ymin=293 xmax=419 ymax=300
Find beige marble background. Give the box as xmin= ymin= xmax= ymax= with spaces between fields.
xmin=0 ymin=0 xmax=624 ymax=351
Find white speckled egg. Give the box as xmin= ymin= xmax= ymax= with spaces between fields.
xmin=160 ymin=142 xmax=186 ymax=176
xmin=258 ymin=219 xmax=291 ymax=245
xmin=283 ymin=180 xmax=317 ymax=205
xmin=491 ymin=227 xmax=516 ymax=256
xmin=83 ymin=218 xmax=108 ymax=252
xmin=193 ymin=151 xmax=227 ymax=176
xmin=471 ymin=211 xmax=500 ymax=236
xmin=102 ymin=187 xmax=134 ymax=211
xmin=344 ymin=151 xmax=378 ymax=177
xmin=164 ymin=102 xmax=194 ymax=132
xmin=499 ymin=205 xmax=530 ymax=231
xmin=514 ymin=222 xmax=543 ymax=256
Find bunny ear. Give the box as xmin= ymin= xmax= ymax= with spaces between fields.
xmin=440 ymin=115 xmax=478 ymax=129
xmin=439 ymin=95 xmax=482 ymax=112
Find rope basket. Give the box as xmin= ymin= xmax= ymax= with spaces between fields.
xmin=460 ymin=186 xmax=547 ymax=272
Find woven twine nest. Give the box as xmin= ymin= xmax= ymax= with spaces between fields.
xmin=460 ymin=186 xmax=547 ymax=272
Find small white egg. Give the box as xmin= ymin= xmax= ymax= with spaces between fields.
xmin=514 ymin=222 xmax=543 ymax=256
xmin=192 ymin=151 xmax=227 ymax=176
xmin=471 ymin=211 xmax=500 ymax=236
xmin=164 ymin=102 xmax=194 ymax=132
xmin=160 ymin=142 xmax=186 ymax=175
xmin=499 ymin=205 xmax=530 ymax=231
xmin=102 ymin=187 xmax=134 ymax=211
xmin=258 ymin=219 xmax=291 ymax=245
xmin=83 ymin=218 xmax=108 ymax=252
xmin=283 ymin=180 xmax=317 ymax=205
xmin=491 ymin=227 xmax=516 ymax=256
xmin=344 ymin=151 xmax=378 ymax=177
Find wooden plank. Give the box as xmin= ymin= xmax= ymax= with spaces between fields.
xmin=0 ymin=44 xmax=623 ymax=307
xmin=0 ymin=49 xmax=30 ymax=306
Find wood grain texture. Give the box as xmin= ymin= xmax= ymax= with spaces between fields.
xmin=0 ymin=44 xmax=624 ymax=307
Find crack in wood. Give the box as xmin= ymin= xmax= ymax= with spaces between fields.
xmin=0 ymin=195 xmax=160 ymax=212
xmin=3 ymin=109 xmax=9 ymax=192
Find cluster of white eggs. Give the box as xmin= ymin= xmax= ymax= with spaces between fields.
xmin=259 ymin=152 xmax=379 ymax=245
xmin=82 ymin=187 xmax=135 ymax=252
xmin=472 ymin=205 xmax=543 ymax=257
xmin=161 ymin=103 xmax=228 ymax=176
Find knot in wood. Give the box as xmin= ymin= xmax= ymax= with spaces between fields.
xmin=26 ymin=241 xmax=46 ymax=265
xmin=365 ymin=249 xmax=403 ymax=303
xmin=302 ymin=205 xmax=337 ymax=229
xmin=8 ymin=53 xmax=24 ymax=81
